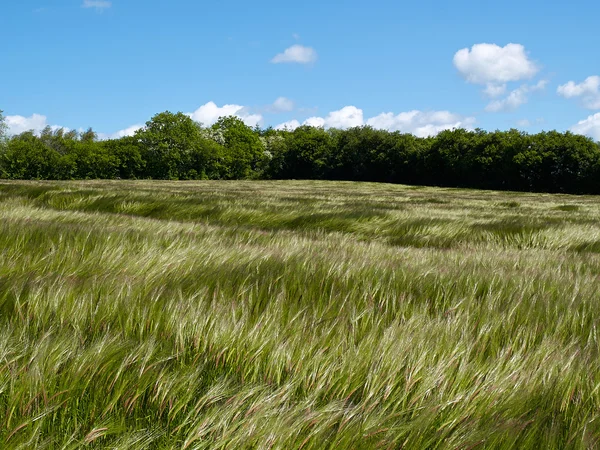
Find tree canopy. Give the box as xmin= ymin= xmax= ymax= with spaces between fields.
xmin=1 ymin=109 xmax=599 ymax=194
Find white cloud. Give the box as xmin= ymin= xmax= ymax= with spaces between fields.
xmin=486 ymin=89 xmax=527 ymax=112
xmin=275 ymin=120 xmax=301 ymax=131
xmin=557 ymin=76 xmax=600 ymax=110
xmin=454 ymin=43 xmax=539 ymax=86
xmin=189 ymin=101 xmax=262 ymax=127
xmin=97 ymin=124 xmax=143 ymax=140
xmin=570 ymin=113 xmax=600 ymax=141
xmin=454 ymin=43 xmax=542 ymax=108
xmin=324 ymin=106 xmax=364 ymax=128
xmin=271 ymin=45 xmax=317 ymax=64
xmin=367 ymin=110 xmax=476 ymax=137
xmin=82 ymin=0 xmax=112 ymax=10
xmin=5 ymin=114 xmax=64 ymax=135
xmin=517 ymin=119 xmax=531 ymax=127
xmin=275 ymin=107 xmax=475 ymax=137
xmin=303 ymin=117 xmax=326 ymax=128
xmin=485 ymin=80 xmax=547 ymax=113
xmin=270 ymin=97 xmax=295 ymax=113
xmin=292 ymin=107 xmax=363 ymax=129
xmin=81 ymin=0 xmax=112 ymax=11
xmin=95 ymin=124 xmax=144 ymax=141
xmin=111 ymin=124 xmax=144 ymax=138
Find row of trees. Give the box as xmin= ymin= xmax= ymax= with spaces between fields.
xmin=1 ymin=109 xmax=600 ymax=194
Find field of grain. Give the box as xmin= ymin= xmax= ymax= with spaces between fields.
xmin=1 ymin=180 xmax=600 ymax=449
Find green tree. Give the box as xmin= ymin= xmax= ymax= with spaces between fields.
xmin=136 ymin=111 xmax=229 ymax=180
xmin=102 ymin=137 xmax=145 ymax=179
xmin=136 ymin=111 xmax=201 ymax=179
xmin=278 ymin=126 xmax=334 ymax=179
xmin=186 ymin=137 xmax=227 ymax=180
xmin=260 ymin=130 xmax=289 ymax=179
xmin=211 ymin=116 xmax=265 ymax=179
xmin=1 ymin=132 xmax=61 ymax=179
xmin=331 ymin=126 xmax=409 ymax=182
xmin=81 ymin=127 xmax=97 ymax=142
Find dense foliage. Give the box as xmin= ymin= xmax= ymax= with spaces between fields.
xmin=1 ymin=110 xmax=600 ymax=193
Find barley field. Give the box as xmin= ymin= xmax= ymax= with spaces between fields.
xmin=1 ymin=180 xmax=600 ymax=449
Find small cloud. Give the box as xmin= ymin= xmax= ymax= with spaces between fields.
xmin=557 ymin=76 xmax=600 ymax=110
xmin=367 ymin=110 xmax=476 ymax=137
xmin=303 ymin=116 xmax=326 ymax=128
xmin=570 ymin=113 xmax=600 ymax=141
xmin=485 ymin=80 xmax=547 ymax=113
xmin=276 ymin=106 xmax=474 ymax=137
xmin=82 ymin=0 xmax=112 ymax=11
xmin=275 ymin=120 xmax=301 ymax=131
xmin=294 ymin=107 xmax=363 ymax=129
xmin=271 ymin=45 xmax=317 ymax=64
xmin=5 ymin=113 xmax=60 ymax=135
xmin=270 ymin=97 xmax=295 ymax=113
xmin=292 ymin=33 xmax=301 ymax=40
xmin=112 ymin=124 xmax=143 ymax=138
xmin=454 ymin=43 xmax=541 ymax=109
xmin=189 ymin=101 xmax=262 ymax=127
xmin=454 ymin=43 xmax=539 ymax=86
xmin=325 ymin=106 xmax=364 ymax=129
xmin=96 ymin=124 xmax=144 ymax=140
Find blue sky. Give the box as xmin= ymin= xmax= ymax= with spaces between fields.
xmin=2 ymin=0 xmax=600 ymax=140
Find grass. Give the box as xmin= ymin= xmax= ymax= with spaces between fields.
xmin=1 ymin=179 xmax=600 ymax=449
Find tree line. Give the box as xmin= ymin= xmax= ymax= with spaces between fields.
xmin=1 ymin=109 xmax=600 ymax=194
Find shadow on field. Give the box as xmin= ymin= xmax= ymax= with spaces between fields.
xmin=386 ymin=218 xmax=459 ymax=249
xmin=0 ymin=182 xmax=586 ymax=253
xmin=572 ymin=241 xmax=600 ymax=253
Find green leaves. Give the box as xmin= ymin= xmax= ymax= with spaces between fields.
xmin=276 ymin=125 xmax=334 ymax=180
xmin=211 ymin=116 xmax=266 ymax=179
xmin=1 ymin=109 xmax=600 ymax=194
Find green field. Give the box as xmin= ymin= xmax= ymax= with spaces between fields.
xmin=1 ymin=180 xmax=600 ymax=449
